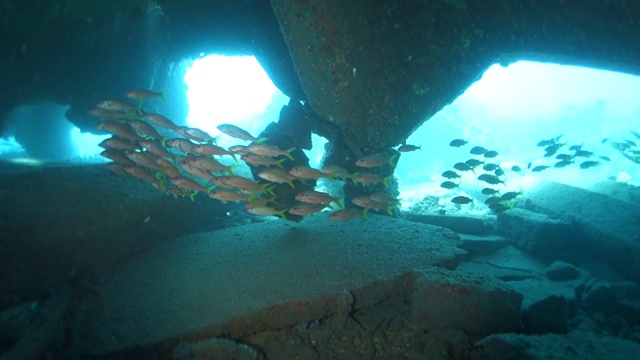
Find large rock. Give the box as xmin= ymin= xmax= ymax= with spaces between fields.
xmin=458 ymin=234 xmax=509 ymax=256
xmin=70 ymin=214 xmax=466 ymax=356
xmin=243 ymin=266 xmax=520 ymax=359
xmin=4 ymin=1 xmax=640 ymax=154
xmin=523 ymin=181 xmax=640 ymax=283
xmin=403 ymin=213 xmax=497 ymax=235
xmin=458 ymin=245 xmax=587 ymax=335
xmin=270 ymin=0 xmax=640 ymax=150
xmin=0 ymin=0 xmax=303 ymax=135
xmin=411 ymin=267 xmax=523 ymax=336
xmin=580 ymin=280 xmax=640 ymax=332
xmin=0 ymin=164 xmax=237 ymax=310
xmin=496 ymin=208 xmax=584 ymax=262
xmin=521 ymin=295 xmax=570 ymax=334
xmin=545 ymin=260 xmax=581 ymax=282
xmin=470 ymin=330 xmax=640 ymax=360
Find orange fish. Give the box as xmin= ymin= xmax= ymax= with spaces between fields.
xmin=87 ymin=107 xmax=127 ymax=119
xmin=127 ymin=119 xmax=164 ymax=141
xmin=125 ymin=88 xmax=167 ymax=101
xmin=246 ymin=143 xmax=295 ymax=160
xmin=100 ymin=149 xmax=134 ymax=165
xmin=258 ymin=169 xmax=301 ymax=188
xmin=143 ymin=113 xmax=178 ymax=130
xmin=241 ymin=154 xmax=286 ymax=168
xmin=123 ymin=165 xmax=162 ymax=185
xmin=217 ymin=124 xmax=262 ymax=142
xmin=175 ymin=126 xmax=218 ymax=143
xmin=328 ymin=208 xmax=369 ymax=221
xmin=355 ymin=153 xmax=399 ymax=168
xmin=153 ymin=156 xmax=181 ymax=177
xmin=288 ymin=203 xmax=326 ymax=216
xmin=162 ymin=186 xmax=190 ymax=198
xmin=191 ymin=144 xmax=235 ymax=157
xmin=139 ymin=140 xmax=173 ymax=159
xmin=96 ymin=100 xmax=141 ymax=114
xmin=169 ymin=176 xmax=211 ymax=193
xmin=95 ymin=121 xmax=143 ymax=143
xmin=245 ymin=205 xmax=287 ymax=219
xmin=124 ymin=151 xmax=163 ymax=172
xmin=321 ymin=164 xmax=351 ymax=180
xmin=397 ymin=144 xmax=421 ymax=152
xmin=368 ymin=192 xmax=400 ymax=205
xmin=187 ymin=156 xmax=235 ymax=174
xmin=99 ymin=137 xmax=140 ymax=151
xmin=352 ymin=172 xmax=391 ymax=187
xmin=246 ymin=196 xmax=275 ymax=207
xmin=229 ymin=145 xmax=248 ymax=155
xmin=294 ymin=190 xmax=343 ymax=208
xmin=177 ymin=160 xmax=215 ymax=181
xmin=351 ymin=196 xmax=394 ymax=215
xmin=208 ymin=189 xmax=250 ymax=204
xmin=288 ymin=166 xmax=328 ymax=180
xmin=217 ymin=175 xmax=272 ymax=195
xmin=165 ymin=138 xmax=196 ymax=153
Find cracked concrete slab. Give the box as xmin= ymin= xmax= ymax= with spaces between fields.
xmin=70 ymin=214 xmax=466 ymax=356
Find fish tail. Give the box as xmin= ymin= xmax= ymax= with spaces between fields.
xmin=276 ymin=208 xmax=288 ymax=219
xmin=206 ymin=185 xmax=216 ymax=194
xmin=362 ymin=209 xmax=370 ymax=220
xmin=257 ymin=137 xmax=269 ymax=143
xmin=389 ymin=154 xmax=399 ymax=168
xmin=160 ymin=137 xmax=168 ymax=147
xmin=189 ymin=192 xmax=197 ymax=202
xmin=275 ymin=158 xmax=286 ymax=169
xmin=156 ymin=180 xmax=167 ymax=192
xmin=284 ymin=147 xmax=296 ymax=161
xmin=383 ymin=175 xmax=392 ymax=188
xmin=335 ymin=197 xmax=345 ymax=209
xmin=286 ymin=179 xmax=296 ymax=188
xmin=385 ymin=204 xmax=396 ymax=216
xmin=161 ymin=89 xmax=169 ymax=102
xmin=262 ymin=195 xmax=277 ymax=205
xmin=351 ymin=172 xmax=361 ymax=186
xmin=262 ymin=184 xmax=276 ymax=196
xmin=209 ymin=136 xmax=219 ymax=146
xmin=135 ymin=102 xmax=143 ymax=116
xmin=228 ymin=164 xmax=239 ymax=175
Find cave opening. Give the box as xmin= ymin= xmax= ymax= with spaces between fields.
xmin=0 ymin=59 xmax=637 ymax=195
xmin=395 ymin=60 xmax=640 ymax=209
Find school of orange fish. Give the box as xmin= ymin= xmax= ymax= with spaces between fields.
xmin=91 ymin=89 xmax=416 ymax=221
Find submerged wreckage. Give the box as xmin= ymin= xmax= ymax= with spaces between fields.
xmin=1 ymin=0 xmax=640 ymax=358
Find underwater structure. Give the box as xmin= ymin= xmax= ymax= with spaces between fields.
xmin=1 ymin=0 xmax=640 ymax=359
